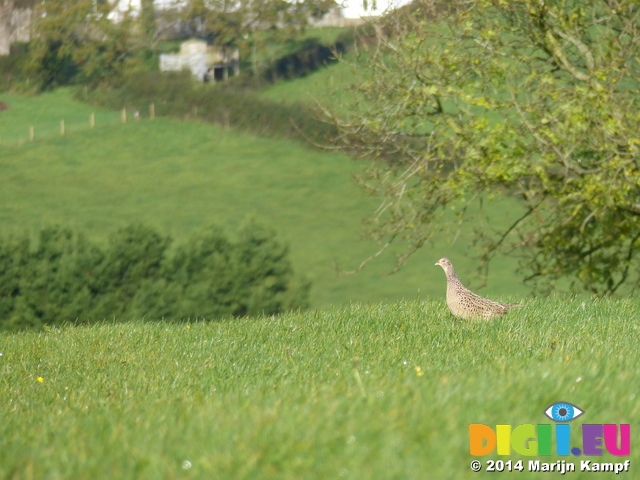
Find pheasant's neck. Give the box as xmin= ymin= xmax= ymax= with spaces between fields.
xmin=447 ymin=271 xmax=464 ymax=290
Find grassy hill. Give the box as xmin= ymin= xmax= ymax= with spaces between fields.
xmin=0 ymin=89 xmax=122 ymax=145
xmin=0 ymin=89 xmax=531 ymax=309
xmin=1 ymin=298 xmax=638 ymax=479
xmin=256 ymin=24 xmax=370 ymax=111
xmin=259 ymin=48 xmax=357 ymax=106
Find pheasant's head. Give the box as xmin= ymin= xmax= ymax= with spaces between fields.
xmin=435 ymin=257 xmax=454 ymax=275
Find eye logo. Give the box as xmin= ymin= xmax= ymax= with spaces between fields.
xmin=544 ymin=402 xmax=584 ymax=422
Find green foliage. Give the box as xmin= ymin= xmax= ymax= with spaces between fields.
xmin=243 ymin=26 xmax=359 ymax=84
xmin=323 ymin=0 xmax=640 ymax=295
xmin=258 ymin=37 xmax=345 ymax=83
xmin=0 ymin=44 xmax=31 ymax=92
xmin=140 ymin=0 xmax=157 ymax=38
xmin=176 ymin=0 xmax=336 ymax=46
xmin=22 ymin=0 xmax=145 ymax=90
xmin=14 ymin=0 xmax=341 ymax=91
xmin=133 ymin=223 xmax=310 ymax=320
xmin=0 ymin=223 xmax=309 ymax=330
xmin=0 ymin=227 xmax=103 ymax=330
xmin=1 ymin=297 xmax=638 ymax=478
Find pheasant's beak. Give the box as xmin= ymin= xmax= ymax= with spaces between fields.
xmin=434 ymin=261 xmax=440 ymax=266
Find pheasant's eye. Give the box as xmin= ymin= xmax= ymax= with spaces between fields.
xmin=544 ymin=402 xmax=584 ymax=422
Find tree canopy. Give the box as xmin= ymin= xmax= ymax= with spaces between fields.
xmin=158 ymin=0 xmax=337 ymax=45
xmin=23 ymin=0 xmax=337 ymax=88
xmin=323 ymin=0 xmax=640 ymax=294
xmin=24 ymin=0 xmax=141 ymax=88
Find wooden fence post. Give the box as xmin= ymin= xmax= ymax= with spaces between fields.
xmin=29 ymin=126 xmax=34 ymax=142
xmin=121 ymin=107 xmax=127 ymax=124
xmin=90 ymin=113 xmax=95 ymax=128
xmin=60 ymin=120 xmax=65 ymax=136
xmin=150 ymin=103 xmax=155 ymax=119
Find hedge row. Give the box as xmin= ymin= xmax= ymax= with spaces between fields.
xmin=0 ymin=223 xmax=310 ymax=330
xmin=82 ymin=70 xmax=337 ymax=145
xmin=259 ymin=35 xmax=349 ymax=83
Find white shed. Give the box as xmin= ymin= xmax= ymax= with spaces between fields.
xmin=159 ymin=39 xmax=239 ymax=82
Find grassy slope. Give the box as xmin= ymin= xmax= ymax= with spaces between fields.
xmin=258 ymin=32 xmax=362 ymax=108
xmin=249 ymin=26 xmax=352 ymax=66
xmin=0 ymin=89 xmax=121 ymax=145
xmin=1 ymin=298 xmax=638 ymax=479
xmin=0 ymin=90 xmax=530 ymax=308
xmin=260 ymin=52 xmax=357 ymax=108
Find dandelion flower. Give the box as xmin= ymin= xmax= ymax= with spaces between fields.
xmin=37 ymin=377 xmax=44 ymax=383
xmin=415 ymin=366 xmax=424 ymax=377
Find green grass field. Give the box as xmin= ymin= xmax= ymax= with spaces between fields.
xmin=259 ymin=49 xmax=359 ymax=108
xmin=0 ymin=89 xmax=531 ymax=308
xmin=1 ymin=298 xmax=638 ymax=479
xmin=249 ymin=26 xmax=352 ymax=68
xmin=0 ymin=89 xmax=122 ymax=145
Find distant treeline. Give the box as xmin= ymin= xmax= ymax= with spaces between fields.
xmin=0 ymin=223 xmax=309 ymax=330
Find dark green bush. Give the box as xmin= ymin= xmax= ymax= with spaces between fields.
xmin=0 ymin=44 xmax=32 ymax=93
xmin=0 ymin=223 xmax=309 ymax=330
xmin=260 ymin=39 xmax=346 ymax=83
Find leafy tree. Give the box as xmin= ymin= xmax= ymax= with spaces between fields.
xmin=322 ymin=0 xmax=640 ymax=294
xmin=174 ymin=0 xmax=337 ymax=45
xmin=140 ymin=0 xmax=158 ymax=38
xmin=25 ymin=0 xmax=141 ymax=88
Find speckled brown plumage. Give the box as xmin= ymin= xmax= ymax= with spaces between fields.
xmin=435 ymin=257 xmax=523 ymax=320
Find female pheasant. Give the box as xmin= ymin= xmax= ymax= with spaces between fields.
xmin=435 ymin=257 xmax=524 ymax=320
